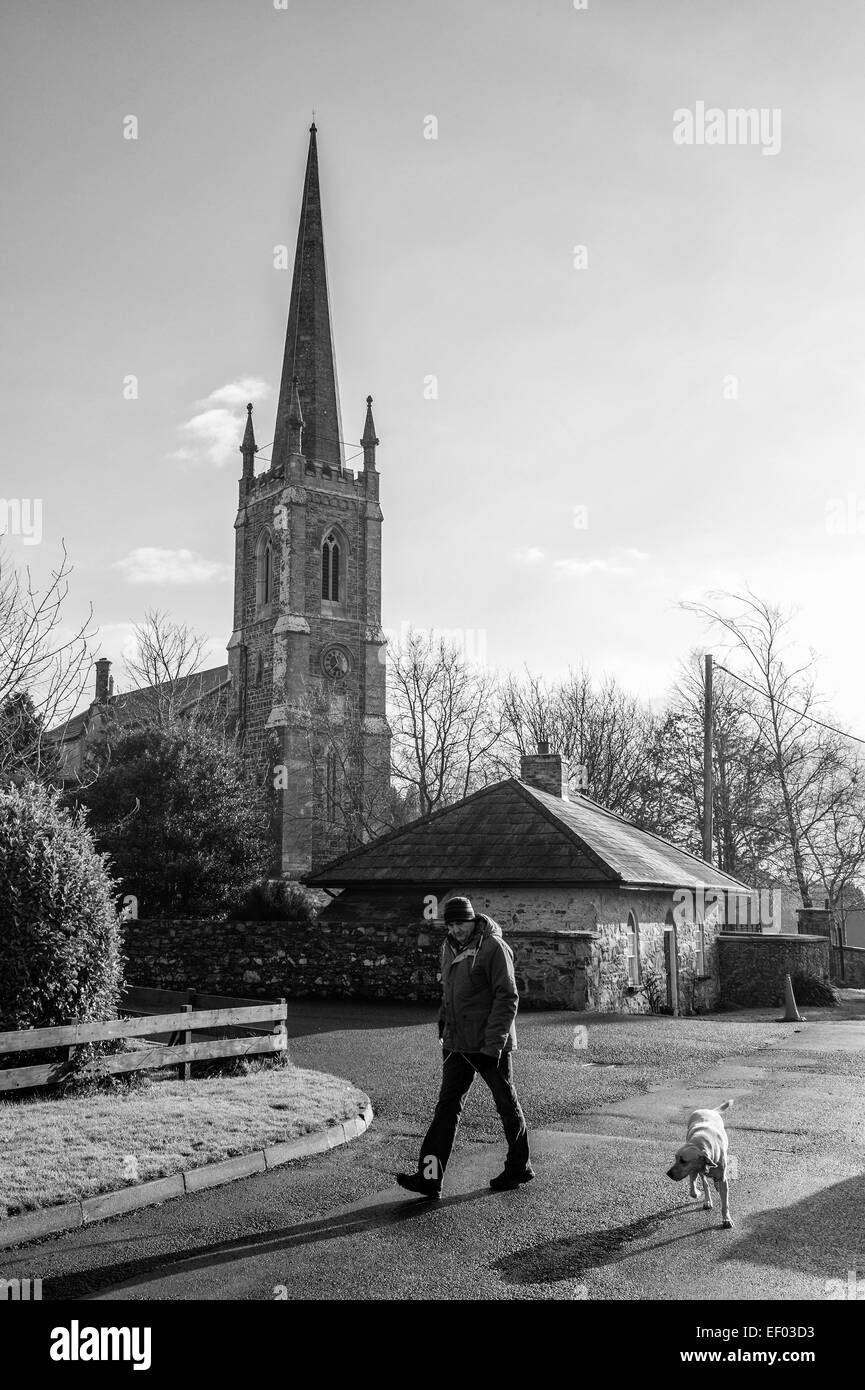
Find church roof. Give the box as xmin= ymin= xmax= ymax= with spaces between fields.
xmin=270 ymin=124 xmax=344 ymax=473
xmin=306 ymin=778 xmax=750 ymax=892
xmin=46 ymin=665 xmax=229 ymax=745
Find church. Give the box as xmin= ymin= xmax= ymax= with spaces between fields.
xmin=52 ymin=126 xmax=391 ymax=879
xmin=225 ymin=124 xmax=392 ymax=876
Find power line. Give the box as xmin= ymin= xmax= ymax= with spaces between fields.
xmin=713 ymin=662 xmax=865 ymax=748
xmin=254 ymin=443 xmax=366 ymax=469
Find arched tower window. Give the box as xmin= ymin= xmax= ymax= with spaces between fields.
xmin=325 ymin=750 xmax=339 ymax=823
xmin=321 ymin=531 xmax=341 ymax=603
xmin=255 ymin=530 xmax=275 ymax=610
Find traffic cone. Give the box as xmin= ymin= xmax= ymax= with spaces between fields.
xmin=778 ymin=972 xmax=804 ymax=1023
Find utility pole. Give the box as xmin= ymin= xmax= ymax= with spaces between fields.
xmin=703 ymin=653 xmax=713 ymax=864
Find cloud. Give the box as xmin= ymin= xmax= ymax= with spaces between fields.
xmin=513 ymin=546 xmax=545 ymax=566
xmin=203 ymin=379 xmax=269 ymax=409
xmin=554 ymin=557 xmax=629 ymax=577
xmin=92 ymin=621 xmax=139 ymax=662
xmin=554 ymin=548 xmax=651 ymax=578
xmin=113 ymin=548 xmax=232 ymax=585
xmin=174 ymin=377 xmax=270 ymax=467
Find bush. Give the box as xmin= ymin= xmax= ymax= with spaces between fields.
xmin=789 ymin=971 xmax=839 ymax=1007
xmin=228 ymin=879 xmax=319 ymax=924
xmin=0 ymin=781 xmax=123 ymax=1033
xmin=74 ymin=723 xmax=272 ymax=918
xmin=638 ymin=963 xmax=666 ymax=1014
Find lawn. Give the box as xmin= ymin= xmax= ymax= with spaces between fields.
xmin=0 ymin=1060 xmax=369 ymax=1218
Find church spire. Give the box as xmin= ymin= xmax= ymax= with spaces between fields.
xmin=271 ymin=124 xmax=344 ymax=473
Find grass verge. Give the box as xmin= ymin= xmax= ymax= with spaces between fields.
xmin=0 ymin=1059 xmax=368 ymax=1217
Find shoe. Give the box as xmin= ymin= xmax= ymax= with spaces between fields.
xmin=396 ymin=1172 xmax=442 ymax=1199
xmin=489 ymin=1168 xmax=535 ymax=1192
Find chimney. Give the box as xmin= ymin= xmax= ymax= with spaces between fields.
xmin=94 ymin=658 xmax=112 ymax=705
xmin=520 ymin=742 xmax=569 ymax=799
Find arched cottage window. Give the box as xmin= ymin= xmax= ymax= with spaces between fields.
xmin=321 ymin=531 xmax=341 ymax=603
xmin=626 ymin=910 xmax=641 ymax=986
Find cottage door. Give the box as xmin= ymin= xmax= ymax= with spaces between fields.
xmin=663 ymin=916 xmax=680 ymax=1016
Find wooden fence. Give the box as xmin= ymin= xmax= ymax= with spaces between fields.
xmin=0 ymin=991 xmax=287 ymax=1094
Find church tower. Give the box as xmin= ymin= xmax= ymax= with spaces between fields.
xmin=227 ymin=125 xmax=391 ymax=877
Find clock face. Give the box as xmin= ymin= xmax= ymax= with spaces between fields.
xmin=321 ymin=645 xmax=351 ymax=680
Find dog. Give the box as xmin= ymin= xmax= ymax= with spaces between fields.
xmin=666 ymin=1099 xmax=734 ymax=1228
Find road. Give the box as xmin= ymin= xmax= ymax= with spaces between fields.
xmin=5 ymin=1000 xmax=865 ymax=1300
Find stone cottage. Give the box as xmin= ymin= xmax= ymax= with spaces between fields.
xmin=305 ymin=748 xmax=751 ymax=1013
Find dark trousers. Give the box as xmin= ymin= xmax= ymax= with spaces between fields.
xmin=418 ymin=1049 xmax=530 ymax=1188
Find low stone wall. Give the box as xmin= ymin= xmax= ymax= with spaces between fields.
xmin=797 ymin=907 xmax=831 ymax=937
xmin=124 ymin=902 xmax=724 ymax=1015
xmin=836 ymin=944 xmax=865 ymax=988
xmin=717 ymin=933 xmax=830 ymax=1007
xmin=122 ymin=918 xmax=596 ymax=1010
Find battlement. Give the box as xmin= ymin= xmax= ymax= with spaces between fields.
xmin=302 ymin=460 xmax=358 ymax=487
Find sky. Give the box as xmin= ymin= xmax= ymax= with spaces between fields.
xmin=2 ymin=0 xmax=864 ymax=729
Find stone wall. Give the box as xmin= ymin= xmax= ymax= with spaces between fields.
xmin=123 ymin=890 xmax=723 ymax=1015
xmin=122 ymin=917 xmax=594 ymax=1009
xmin=836 ymin=944 xmax=865 ymax=988
xmin=797 ymin=907 xmax=831 ymax=937
xmin=717 ymin=933 xmax=830 ymax=1007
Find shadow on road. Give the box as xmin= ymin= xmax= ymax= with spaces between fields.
xmin=285 ymin=1000 xmax=437 ymax=1039
xmin=494 ymin=1204 xmax=711 ymax=1286
xmin=42 ymin=1187 xmax=493 ymax=1301
xmin=721 ymin=1176 xmax=865 ymax=1275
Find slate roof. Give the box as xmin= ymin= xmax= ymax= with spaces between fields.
xmin=306 ymin=778 xmax=749 ymax=892
xmin=46 ymin=665 xmax=230 ymax=744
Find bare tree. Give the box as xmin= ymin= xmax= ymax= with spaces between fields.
xmin=665 ymin=651 xmax=783 ymax=880
xmin=681 ymin=589 xmax=853 ymax=907
xmin=122 ymin=609 xmax=208 ymax=727
xmin=389 ymin=628 xmax=505 ymax=817
xmin=795 ymin=734 xmax=865 ymax=922
xmin=305 ymin=679 xmax=396 ymax=854
xmin=498 ymin=665 xmax=656 ymax=815
xmin=0 ymin=541 xmax=96 ymax=783
xmin=496 ymin=668 xmax=558 ymax=764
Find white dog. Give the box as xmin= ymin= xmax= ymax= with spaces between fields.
xmin=666 ymin=1100 xmax=734 ymax=1228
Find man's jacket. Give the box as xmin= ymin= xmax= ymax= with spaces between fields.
xmin=437 ymin=914 xmax=519 ymax=1058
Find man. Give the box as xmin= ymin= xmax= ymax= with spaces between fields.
xmin=396 ymin=895 xmax=533 ymax=1199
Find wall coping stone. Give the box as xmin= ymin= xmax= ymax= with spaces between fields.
xmin=131 ymin=920 xmax=601 ymax=941
xmin=718 ymin=933 xmax=827 ymax=943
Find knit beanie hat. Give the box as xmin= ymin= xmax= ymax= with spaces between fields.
xmin=444 ymin=896 xmax=475 ymax=924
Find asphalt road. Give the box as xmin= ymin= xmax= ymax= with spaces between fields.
xmin=5 ymin=1001 xmax=865 ymax=1301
